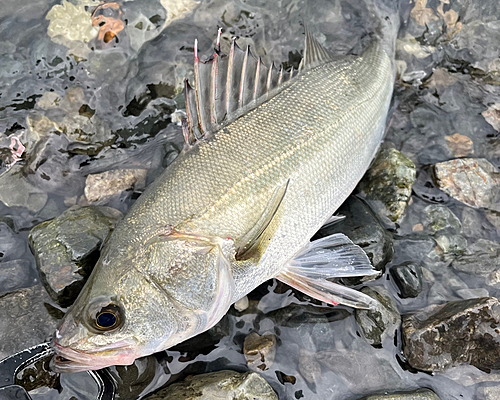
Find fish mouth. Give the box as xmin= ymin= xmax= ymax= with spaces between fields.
xmin=51 ymin=340 xmax=137 ymax=373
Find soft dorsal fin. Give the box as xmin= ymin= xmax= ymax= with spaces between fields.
xmin=299 ymin=27 xmax=334 ymax=72
xmin=182 ymin=29 xmax=297 ymax=149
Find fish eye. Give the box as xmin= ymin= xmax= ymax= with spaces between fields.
xmin=92 ymin=304 xmax=123 ymax=332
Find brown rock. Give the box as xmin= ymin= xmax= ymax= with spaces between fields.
xmin=433 ymin=158 xmax=500 ymax=209
xmin=243 ymin=332 xmax=276 ymax=371
xmin=402 ymin=297 xmax=500 ymax=372
xmin=84 ymin=169 xmax=147 ymax=203
xmin=444 ymin=133 xmax=473 ymax=157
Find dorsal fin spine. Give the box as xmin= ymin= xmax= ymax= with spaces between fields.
xmin=278 ymin=65 xmax=283 ymax=86
xmin=253 ymin=57 xmax=261 ymax=101
xmin=193 ymin=39 xmax=208 ymax=135
xmin=266 ymin=62 xmax=274 ymax=93
xmin=226 ymin=39 xmax=236 ymax=114
xmin=239 ymin=46 xmax=250 ymax=106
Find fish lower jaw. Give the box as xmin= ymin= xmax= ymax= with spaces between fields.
xmin=51 ymin=342 xmax=137 ymax=373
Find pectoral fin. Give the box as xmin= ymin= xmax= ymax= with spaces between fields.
xmin=277 ymin=233 xmax=379 ymax=309
xmin=235 ymin=179 xmax=289 ymax=261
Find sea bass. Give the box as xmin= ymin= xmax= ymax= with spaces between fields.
xmin=53 ymin=24 xmax=396 ymax=372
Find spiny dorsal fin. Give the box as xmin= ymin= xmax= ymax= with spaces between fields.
xmin=299 ymin=27 xmax=334 ymax=72
xmin=182 ymin=29 xmax=298 ymax=149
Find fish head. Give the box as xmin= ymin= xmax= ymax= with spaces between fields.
xmin=52 ymin=231 xmax=235 ymax=373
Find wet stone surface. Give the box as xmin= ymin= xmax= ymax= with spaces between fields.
xmin=243 ymin=332 xmax=277 ymax=372
xmin=316 ymin=196 xmax=393 ymax=273
xmin=357 ymin=148 xmax=416 ymax=225
xmin=355 ymin=286 xmax=401 ymax=347
xmin=390 ymin=262 xmax=423 ymax=299
xmin=29 ymin=206 xmax=122 ymax=307
xmin=145 ymin=370 xmax=278 ymax=400
xmin=0 ymin=0 xmax=500 ymax=399
xmin=402 ymin=297 xmax=500 ymax=372
xmin=358 ymin=389 xmax=441 ymax=400
xmin=0 ymin=285 xmax=59 ymax=360
xmin=433 ymin=158 xmax=500 ymax=210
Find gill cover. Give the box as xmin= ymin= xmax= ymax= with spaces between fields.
xmin=144 ymin=228 xmax=236 ymax=336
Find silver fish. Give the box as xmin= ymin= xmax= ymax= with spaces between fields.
xmin=52 ymin=23 xmax=396 ymax=372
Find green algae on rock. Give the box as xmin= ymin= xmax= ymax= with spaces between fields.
xmin=145 ymin=370 xmax=278 ymax=400
xmin=357 ymin=148 xmax=416 ymax=225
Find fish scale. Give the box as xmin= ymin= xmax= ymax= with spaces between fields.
xmin=52 ymin=29 xmax=396 ymax=373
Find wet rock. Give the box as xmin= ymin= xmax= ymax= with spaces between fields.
xmin=298 ymin=349 xmax=322 ymax=386
xmin=402 ymin=297 xmax=500 ymax=372
xmin=315 ymin=196 xmax=393 ymax=272
xmin=359 ymin=389 xmax=441 ymax=400
xmin=481 ymin=386 xmax=500 ymax=400
xmin=0 ymin=221 xmax=26 ymax=262
xmin=234 ymin=295 xmax=249 ymax=312
xmin=390 ymin=262 xmax=423 ymax=298
xmin=243 ymin=332 xmax=276 ymax=371
xmin=433 ymin=158 xmax=500 ymax=210
xmin=0 ymin=260 xmax=37 ymax=296
xmin=434 ymin=234 xmax=467 ymax=257
xmin=482 ymin=104 xmax=500 ymax=132
xmin=0 ymin=285 xmax=59 ymax=360
xmin=357 ymin=148 xmax=416 ymax=225
xmin=84 ymin=169 xmax=147 ymax=204
xmin=109 ymin=356 xmax=158 ymax=400
xmin=0 ymin=166 xmax=48 ymax=212
xmin=444 ymin=133 xmax=474 ymax=158
xmin=422 ymin=205 xmax=461 ymax=235
xmin=451 ymin=239 xmax=500 ymax=281
xmin=145 ymin=370 xmax=278 ymax=400
xmin=355 ymin=286 xmax=400 ymax=347
xmin=29 ymin=206 xmax=122 ymax=307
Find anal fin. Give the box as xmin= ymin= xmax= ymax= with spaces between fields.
xmin=277 ymin=233 xmax=380 ymax=309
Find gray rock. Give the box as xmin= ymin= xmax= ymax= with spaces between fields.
xmin=451 ymin=239 xmax=500 ymax=280
xmin=0 ymin=221 xmax=25 ymax=262
xmin=0 ymin=167 xmax=48 ymax=212
xmin=390 ymin=262 xmax=423 ymax=298
xmin=433 ymin=158 xmax=500 ymax=210
xmin=358 ymin=389 xmax=441 ymax=400
xmin=0 ymin=259 xmax=37 ymax=296
xmin=422 ymin=205 xmax=461 ymax=235
xmin=434 ymin=234 xmax=467 ymax=257
xmin=316 ymin=196 xmax=393 ymax=272
xmin=355 ymin=286 xmax=401 ymax=347
xmin=0 ymin=285 xmax=59 ymax=360
xmin=243 ymin=332 xmax=276 ymax=371
xmin=29 ymin=206 xmax=122 ymax=307
xmin=84 ymin=169 xmax=147 ymax=204
xmin=481 ymin=386 xmax=500 ymax=400
xmin=145 ymin=370 xmax=277 ymax=400
xmin=357 ymin=148 xmax=416 ymax=225
xmin=402 ymin=297 xmax=500 ymax=372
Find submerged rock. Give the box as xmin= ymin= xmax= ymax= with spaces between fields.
xmin=29 ymin=206 xmax=122 ymax=307
xmin=355 ymin=286 xmax=401 ymax=347
xmin=145 ymin=370 xmax=278 ymax=400
xmin=451 ymin=239 xmax=500 ymax=281
xmin=315 ymin=196 xmax=393 ymax=272
xmin=243 ymin=332 xmax=277 ymax=371
xmin=359 ymin=389 xmax=441 ymax=400
xmin=402 ymin=297 xmax=500 ymax=372
xmin=84 ymin=169 xmax=147 ymax=204
xmin=0 ymin=260 xmax=37 ymax=296
xmin=357 ymin=148 xmax=416 ymax=225
xmin=390 ymin=262 xmax=423 ymax=299
xmin=422 ymin=205 xmax=461 ymax=235
xmin=0 ymin=167 xmax=48 ymax=212
xmin=433 ymin=158 xmax=500 ymax=210
xmin=0 ymin=285 xmax=59 ymax=360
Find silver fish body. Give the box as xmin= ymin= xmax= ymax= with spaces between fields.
xmin=53 ymin=36 xmax=394 ymax=372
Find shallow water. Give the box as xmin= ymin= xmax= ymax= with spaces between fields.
xmin=1 ymin=0 xmax=500 ymax=399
